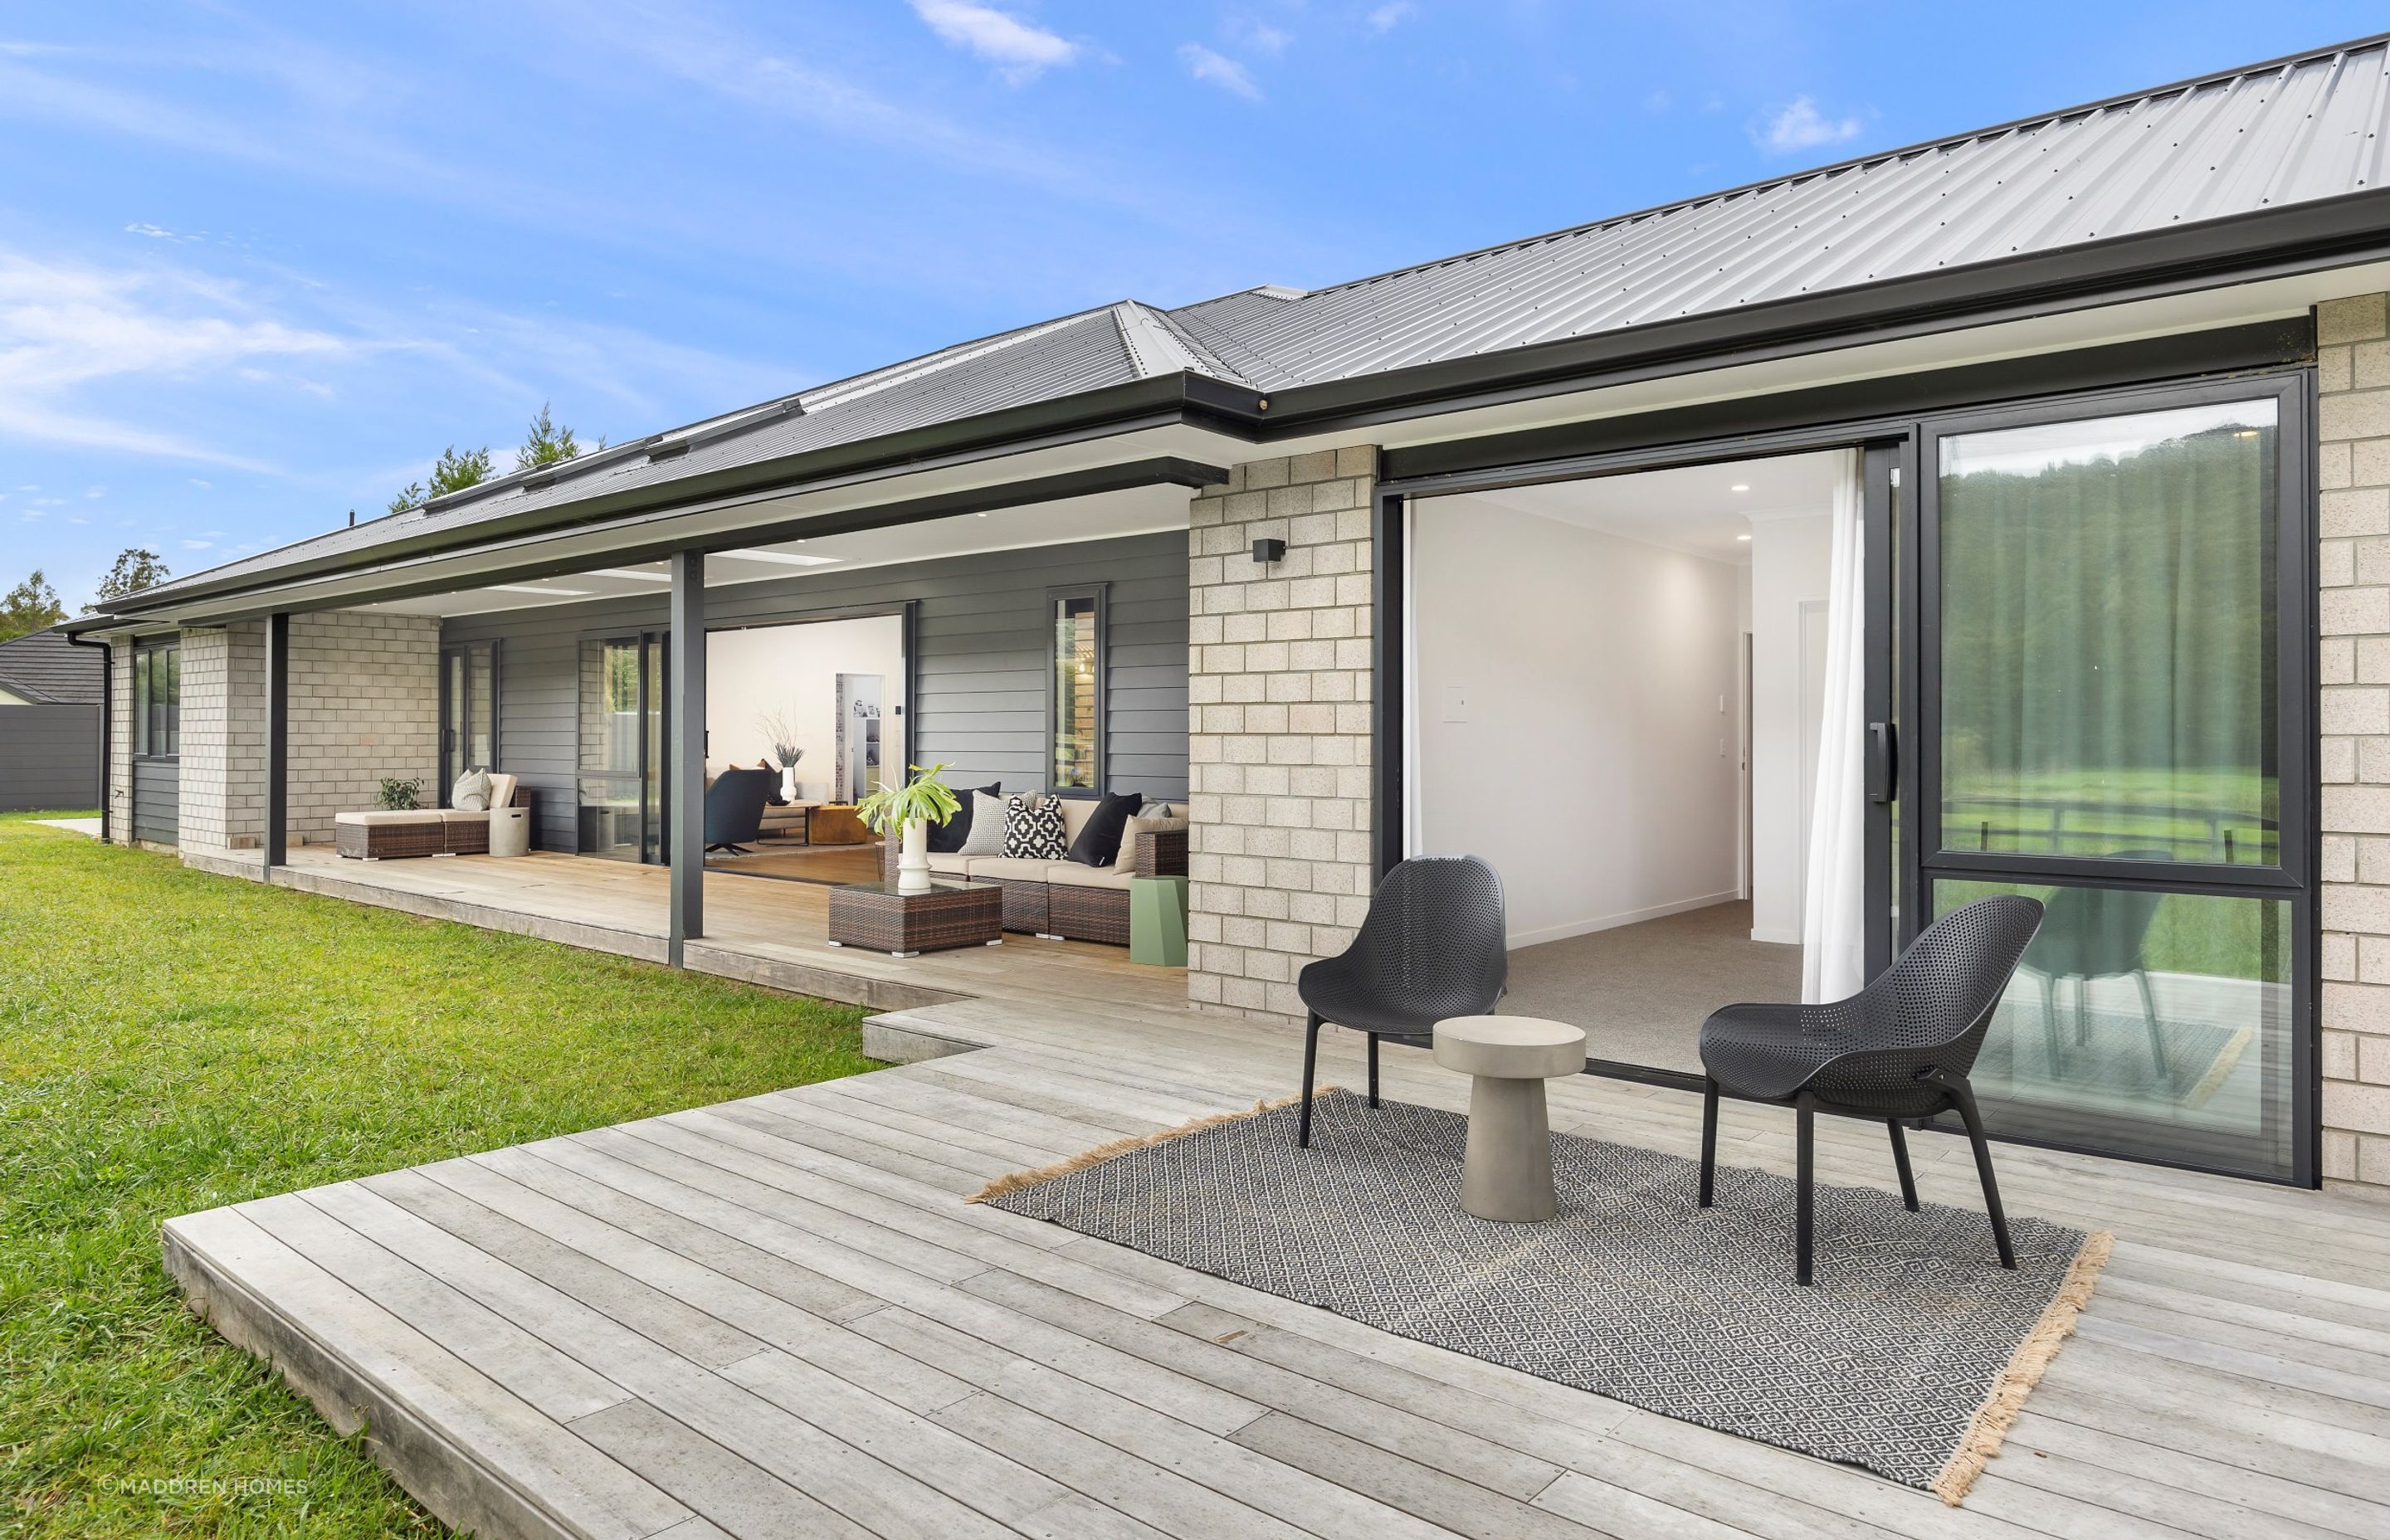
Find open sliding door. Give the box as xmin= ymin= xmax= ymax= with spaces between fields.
xmin=1904 ymin=377 xmax=2313 ymax=1182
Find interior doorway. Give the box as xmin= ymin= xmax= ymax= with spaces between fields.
xmin=1403 ymin=448 xmax=1871 ymax=1076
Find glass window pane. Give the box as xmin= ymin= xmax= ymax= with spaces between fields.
xmin=1938 ymin=400 xmax=2276 ymax=864
xmin=1052 ymin=595 xmax=1098 ymax=791
xmin=468 ymin=644 xmax=495 ymax=768
xmin=133 ymin=649 xmax=152 ymax=756
xmin=1932 ymin=879 xmax=2293 ymax=1180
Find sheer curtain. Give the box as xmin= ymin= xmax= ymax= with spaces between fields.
xmin=1802 ymin=451 xmax=1867 ymax=1003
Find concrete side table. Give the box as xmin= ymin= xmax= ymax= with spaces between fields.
xmin=1432 ymin=1016 xmax=1588 ymax=1222
xmin=487 ymin=805 xmax=531 ymax=859
xmin=1129 ymin=875 xmax=1188 ymax=967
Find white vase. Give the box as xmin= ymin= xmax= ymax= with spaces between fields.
xmin=780 ymin=766 xmax=798 ymax=802
xmin=897 ymin=817 xmax=932 ymax=893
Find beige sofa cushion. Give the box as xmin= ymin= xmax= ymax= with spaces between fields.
xmin=438 ymin=809 xmax=494 ymax=827
xmin=337 ymin=810 xmax=443 ymax=827
xmin=925 ymin=851 xmax=973 ymax=876
xmin=963 ymin=856 xmax=1057 ymax=882
xmin=1043 ymin=860 xmax=1136 ymax=890
xmin=489 ymin=772 xmax=519 ymax=809
xmin=1058 ymin=796 xmax=1101 ymax=843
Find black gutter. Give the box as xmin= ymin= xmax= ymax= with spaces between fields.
xmin=95 ymin=376 xmax=1265 ymax=618
xmin=1248 ymin=187 xmax=2390 ymax=433
xmin=65 ymin=631 xmax=110 ymax=842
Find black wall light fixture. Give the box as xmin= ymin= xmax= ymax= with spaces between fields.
xmin=1252 ymin=538 xmax=1287 ymax=564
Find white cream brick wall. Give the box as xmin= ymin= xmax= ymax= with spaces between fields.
xmin=285 ymin=611 xmax=441 ymax=845
xmin=2317 ymin=290 xmax=2390 ymax=1192
xmin=1187 ymin=446 xmax=1378 ymax=1021
xmin=105 ymin=646 xmax=133 ymax=846
xmin=177 ymin=623 xmax=266 ymax=850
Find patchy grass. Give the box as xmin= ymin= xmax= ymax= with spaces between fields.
xmin=0 ymin=821 xmax=877 ymax=1537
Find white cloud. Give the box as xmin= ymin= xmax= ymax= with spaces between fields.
xmin=1755 ymin=95 xmax=1862 ymax=154
xmin=180 ymin=538 xmax=213 ymax=550
xmin=1178 ymin=43 xmax=1260 ymax=100
xmin=84 ymin=485 xmax=103 ymax=497
xmin=1229 ymin=19 xmax=1292 ymax=56
xmin=910 ymin=2 xmax=1081 ymax=82
xmin=1366 ymin=2 xmax=1417 ymax=33
xmin=188 ymin=478 xmax=212 ymax=488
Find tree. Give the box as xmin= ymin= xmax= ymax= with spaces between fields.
xmin=0 ymin=569 xmax=66 ymax=642
xmin=88 ymin=549 xmax=169 ymax=612
xmin=389 ymin=444 xmax=495 ymax=514
xmin=515 ymin=402 xmax=583 ymax=472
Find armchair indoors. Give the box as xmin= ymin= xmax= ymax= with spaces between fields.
xmin=704 ymin=767 xmax=774 ymax=855
xmin=1294 ymin=855 xmax=1510 ymax=1148
xmin=1698 ymin=894 xmax=2044 ymax=1285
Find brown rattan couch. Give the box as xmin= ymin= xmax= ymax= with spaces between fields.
xmin=335 ymin=777 xmax=530 ymax=860
xmin=881 ymin=796 xmax=1188 ymax=945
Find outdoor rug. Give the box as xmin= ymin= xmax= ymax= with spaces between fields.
xmin=973 ymin=1088 xmax=2110 ymax=1504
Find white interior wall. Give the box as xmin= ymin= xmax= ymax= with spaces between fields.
xmin=1412 ymin=495 xmax=1743 ymax=948
xmin=1748 ymin=511 xmax=1833 ymax=944
xmin=705 ymin=615 xmax=904 ymax=798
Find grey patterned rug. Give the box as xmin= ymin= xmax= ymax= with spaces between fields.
xmin=978 ymin=1089 xmax=2109 ymax=1503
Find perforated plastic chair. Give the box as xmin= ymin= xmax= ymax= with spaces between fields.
xmin=1698 ymin=894 xmax=2044 ymax=1285
xmin=1295 ymin=855 xmax=1510 ymax=1148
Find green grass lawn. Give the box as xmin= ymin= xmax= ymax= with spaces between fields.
xmin=0 ymin=816 xmax=878 ymax=1538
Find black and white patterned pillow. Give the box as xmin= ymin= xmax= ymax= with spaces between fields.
xmin=1002 ymin=794 xmax=1067 ymax=860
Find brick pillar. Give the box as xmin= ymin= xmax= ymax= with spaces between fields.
xmin=178 ymin=622 xmax=266 ymax=852
xmin=1186 ymin=446 xmax=1378 ymax=1021
xmin=2317 ymin=290 xmax=2390 ymax=1191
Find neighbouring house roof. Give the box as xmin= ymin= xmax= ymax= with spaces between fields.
xmin=92 ymin=32 xmax=2390 ymax=620
xmin=0 ymin=626 xmax=105 ymax=706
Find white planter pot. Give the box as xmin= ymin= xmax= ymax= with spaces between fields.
xmin=780 ymin=766 xmax=798 ymax=802
xmin=896 ymin=817 xmax=933 ymax=893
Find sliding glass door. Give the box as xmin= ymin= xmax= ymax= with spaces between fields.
xmin=577 ymin=633 xmax=668 ymax=864
xmin=1910 ymin=378 xmax=2311 ymax=1181
xmin=439 ymin=641 xmax=497 ymax=801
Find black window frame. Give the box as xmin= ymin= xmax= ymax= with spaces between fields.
xmin=1044 ymin=583 xmax=1108 ymax=796
xmin=132 ymin=635 xmax=180 ymax=761
xmin=438 ymin=638 xmax=503 ymax=805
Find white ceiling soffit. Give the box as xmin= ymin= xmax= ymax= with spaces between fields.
xmin=1446 ymin=450 xmax=1846 ymax=564
xmin=1266 ymin=257 xmax=2390 ymax=461
xmin=154 ymin=424 xmax=1236 ymax=624
xmin=365 ymin=482 xmax=1195 ymax=617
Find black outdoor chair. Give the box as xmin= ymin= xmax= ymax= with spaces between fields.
xmin=2018 ymin=855 xmax=2171 ymax=1081
xmin=1697 ymin=894 xmax=2045 ymax=1285
xmin=1294 ymin=855 xmax=1510 ymax=1148
xmin=705 ymin=767 xmax=774 ymax=855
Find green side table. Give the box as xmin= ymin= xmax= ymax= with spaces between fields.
xmin=1129 ymin=875 xmax=1189 ymax=967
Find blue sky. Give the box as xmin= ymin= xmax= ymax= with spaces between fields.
xmin=2 ymin=2 xmax=2381 ymax=609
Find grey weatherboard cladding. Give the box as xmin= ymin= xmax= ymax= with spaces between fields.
xmin=435 ymin=532 xmax=1189 ymax=854
xmin=98 ymin=35 xmax=2390 ymax=618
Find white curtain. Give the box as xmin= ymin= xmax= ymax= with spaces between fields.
xmin=1802 ymin=451 xmax=1868 ymax=1003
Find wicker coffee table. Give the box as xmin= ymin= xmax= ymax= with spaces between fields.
xmin=827 ymin=878 xmax=1002 ymax=958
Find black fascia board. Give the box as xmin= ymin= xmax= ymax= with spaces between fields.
xmin=96 ymin=373 xmax=1265 ymax=619
xmin=173 ymin=457 xmax=1233 ymax=625
xmin=1248 ymin=188 xmax=2390 ymax=435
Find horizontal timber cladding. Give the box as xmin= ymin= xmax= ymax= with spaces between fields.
xmin=0 ymin=704 xmax=100 ymax=811
xmin=438 ymin=531 xmax=1190 ymax=854
xmin=131 ymin=758 xmax=178 ymax=846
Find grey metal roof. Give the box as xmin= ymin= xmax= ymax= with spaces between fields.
xmin=0 ymin=626 xmax=104 ymax=705
xmin=112 ymin=32 xmax=2390 ymax=613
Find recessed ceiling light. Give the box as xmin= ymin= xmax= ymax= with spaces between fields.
xmin=1736 ymin=534 xmax=1752 ymax=542
xmin=487 ymin=583 xmax=592 ymax=596
xmin=593 ymin=568 xmax=672 ymax=582
xmin=1730 ymin=483 xmax=1750 ymax=492
xmin=720 ymin=548 xmax=838 ymax=567
xmin=977 ymin=511 xmax=989 ymax=517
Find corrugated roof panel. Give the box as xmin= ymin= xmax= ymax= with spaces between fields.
xmin=112 ymin=35 xmax=2390 ymax=612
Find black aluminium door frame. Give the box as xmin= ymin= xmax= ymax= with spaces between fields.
xmin=1373 ymin=362 xmax=2320 ymax=1185
xmin=437 ymin=638 xmax=500 ymax=804
xmin=1910 ymin=368 xmax=2319 ymax=1188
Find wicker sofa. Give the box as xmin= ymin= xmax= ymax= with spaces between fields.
xmin=335 ymin=776 xmax=530 ymax=860
xmin=882 ymin=796 xmax=1189 ymax=945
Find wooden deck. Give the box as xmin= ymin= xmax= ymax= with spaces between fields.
xmin=162 ymin=846 xmax=2390 ymax=1540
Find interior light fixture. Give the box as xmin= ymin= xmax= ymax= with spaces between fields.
xmin=486 ymin=583 xmax=593 ymax=596
xmin=593 ymin=568 xmax=673 ymax=582
xmin=1736 ymin=534 xmax=1752 ymax=542
xmin=719 ymin=548 xmax=839 ymax=567
xmin=1729 ymin=483 xmax=1750 ymax=492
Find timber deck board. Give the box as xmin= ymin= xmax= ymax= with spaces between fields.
xmin=158 ymin=845 xmax=2390 ymax=1539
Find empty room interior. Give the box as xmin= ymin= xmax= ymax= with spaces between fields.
xmin=1407 ymin=451 xmax=1852 ymax=1074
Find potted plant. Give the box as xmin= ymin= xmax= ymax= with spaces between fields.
xmin=856 ymin=763 xmax=963 ymax=894
xmin=377 ymin=776 xmax=424 ymax=811
xmin=757 ymin=711 xmax=805 ymax=802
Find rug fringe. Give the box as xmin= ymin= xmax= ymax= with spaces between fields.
xmin=965 ymin=1089 xmax=1329 ymax=1204
xmin=1929 ymin=1228 xmax=2114 ymax=1506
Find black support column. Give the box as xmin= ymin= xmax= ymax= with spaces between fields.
xmin=667 ymin=551 xmax=705 ymax=963
xmin=264 ymin=612 xmax=290 ymax=872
